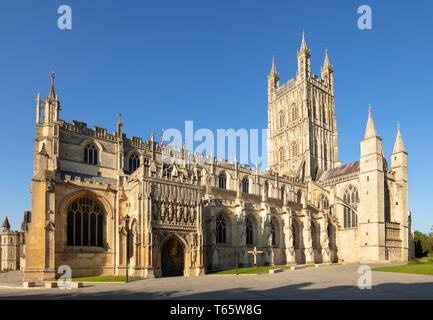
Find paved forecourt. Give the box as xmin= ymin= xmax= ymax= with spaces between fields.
xmin=0 ymin=264 xmax=432 ymax=300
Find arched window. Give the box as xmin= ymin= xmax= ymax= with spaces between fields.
xmin=216 ymin=215 xmax=226 ymax=244
xmin=129 ymin=152 xmax=140 ymax=172
xmin=296 ymin=190 xmax=302 ymax=203
xmin=67 ymin=197 xmax=105 ymax=247
xmin=279 ymin=148 xmax=285 ymax=162
xmin=321 ymin=195 xmax=329 ymax=209
xmin=218 ymin=172 xmax=227 ymax=189
xmin=385 ymin=183 xmax=391 ymax=221
xmin=242 ymin=178 xmax=249 ymax=193
xmin=271 ymin=220 xmax=278 ymax=247
xmin=292 ymin=222 xmax=299 ymax=249
xmin=280 ymin=186 xmax=285 ymax=201
xmin=311 ymin=221 xmax=320 ymax=249
xmin=343 ymin=186 xmax=359 ymax=228
xmin=246 ymin=218 xmax=253 ymax=245
xmin=84 ymin=144 xmax=98 ymax=165
xmin=291 ymin=105 xmax=298 ymax=122
xmin=291 ymin=142 xmax=298 ymax=158
xmin=279 ymin=111 xmax=285 ymax=128
xmin=323 ymin=142 xmax=328 ymax=170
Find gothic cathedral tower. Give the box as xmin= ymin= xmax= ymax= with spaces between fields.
xmin=267 ymin=33 xmax=340 ymax=180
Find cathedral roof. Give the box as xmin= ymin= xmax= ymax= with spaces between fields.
xmin=317 ymin=161 xmax=360 ymax=182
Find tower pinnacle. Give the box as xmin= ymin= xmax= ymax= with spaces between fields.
xmin=49 ymin=72 xmax=55 ymax=99
xmin=393 ymin=122 xmax=406 ymax=154
xmin=364 ymin=105 xmax=378 ymax=139
xmin=300 ymin=31 xmax=307 ymax=51
xmin=323 ymin=48 xmax=330 ymax=67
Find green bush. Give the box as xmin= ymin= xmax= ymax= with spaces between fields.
xmin=414 ymin=229 xmax=433 ymax=258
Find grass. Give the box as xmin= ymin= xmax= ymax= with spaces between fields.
xmin=372 ymin=257 xmax=433 ymax=276
xmin=208 ymin=265 xmax=293 ymax=275
xmin=47 ymin=275 xmax=145 ymax=282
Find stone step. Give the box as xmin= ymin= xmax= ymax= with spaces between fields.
xmin=45 ymin=282 xmax=58 ymax=288
xmin=23 ymin=281 xmax=36 ymax=288
xmin=290 ymin=265 xmax=306 ymax=270
xmin=268 ymin=268 xmax=283 ymax=274
xmin=315 ymin=263 xmax=331 ymax=268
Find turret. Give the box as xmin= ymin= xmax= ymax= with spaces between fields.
xmin=391 ymin=123 xmax=409 ymax=261
xmin=268 ymin=56 xmax=280 ymax=102
xmin=297 ymin=32 xmax=311 ymax=80
xmin=321 ymin=49 xmax=334 ymax=91
xmin=1 ymin=217 xmax=10 ymax=233
xmin=391 ymin=123 xmax=407 ymax=181
xmin=359 ymin=106 xmax=386 ymax=262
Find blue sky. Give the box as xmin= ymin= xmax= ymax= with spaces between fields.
xmin=0 ymin=0 xmax=431 ymax=233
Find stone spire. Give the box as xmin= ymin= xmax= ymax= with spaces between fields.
xmin=364 ymin=105 xmax=378 ymax=139
xmin=300 ymin=31 xmax=307 ymax=51
xmin=323 ymin=48 xmax=331 ymax=68
xmin=49 ymin=72 xmax=55 ymax=99
xmin=2 ymin=216 xmax=10 ymax=232
xmin=271 ymin=56 xmax=277 ymax=74
xmin=393 ymin=122 xmax=406 ymax=154
xmin=117 ymin=113 xmax=123 ymax=138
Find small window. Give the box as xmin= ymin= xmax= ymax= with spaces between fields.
xmin=218 ymin=172 xmax=227 ymax=189
xmin=291 ymin=142 xmax=298 ymax=158
xmin=291 ymin=105 xmax=298 ymax=122
xmin=242 ymin=178 xmax=249 ymax=193
xmin=279 ymin=111 xmax=285 ymax=128
xmin=216 ymin=215 xmax=226 ymax=244
xmin=84 ymin=144 xmax=98 ymax=165
xmin=271 ymin=221 xmax=277 ymax=247
xmin=246 ymin=218 xmax=253 ymax=245
xmin=279 ymin=148 xmax=285 ymax=162
xmin=129 ymin=152 xmax=140 ymax=172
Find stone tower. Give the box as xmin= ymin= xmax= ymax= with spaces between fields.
xmin=358 ymin=107 xmax=386 ymax=261
xmin=391 ymin=123 xmax=410 ymax=260
xmin=0 ymin=217 xmax=21 ymax=270
xmin=267 ymin=32 xmax=340 ymax=180
xmin=24 ymin=73 xmax=59 ymax=280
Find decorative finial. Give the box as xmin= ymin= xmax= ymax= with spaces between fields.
xmin=398 ymin=121 xmax=400 ymax=131
xmin=368 ymin=104 xmax=372 ymax=114
xmin=49 ymin=71 xmax=56 ymax=98
xmin=118 ymin=112 xmax=122 ymax=123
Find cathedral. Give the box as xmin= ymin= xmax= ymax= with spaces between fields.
xmin=20 ymin=33 xmax=413 ymax=281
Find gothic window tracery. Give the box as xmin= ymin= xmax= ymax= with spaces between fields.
xmin=67 ymin=197 xmax=105 ymax=248
xmin=216 ymin=215 xmax=226 ymax=244
xmin=129 ymin=152 xmax=140 ymax=172
xmin=343 ymin=186 xmax=359 ymax=228
xmin=84 ymin=144 xmax=98 ymax=165
xmin=279 ymin=111 xmax=285 ymax=128
xmin=246 ymin=218 xmax=253 ymax=245
xmin=218 ymin=172 xmax=227 ymax=189
xmin=291 ymin=142 xmax=298 ymax=158
xmin=242 ymin=178 xmax=249 ymax=193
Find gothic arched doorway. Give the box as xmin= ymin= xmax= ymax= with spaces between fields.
xmin=161 ymin=237 xmax=184 ymax=277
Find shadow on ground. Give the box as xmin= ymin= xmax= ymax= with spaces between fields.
xmin=0 ymin=280 xmax=432 ymax=300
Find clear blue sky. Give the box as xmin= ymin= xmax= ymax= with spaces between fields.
xmin=0 ymin=0 xmax=431 ymax=233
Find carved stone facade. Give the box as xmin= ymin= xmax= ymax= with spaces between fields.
xmin=21 ymin=35 xmax=413 ymax=281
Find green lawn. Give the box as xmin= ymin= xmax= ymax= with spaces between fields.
xmin=48 ymin=275 xmax=144 ymax=282
xmin=208 ymin=265 xmax=293 ymax=275
xmin=372 ymin=257 xmax=433 ymax=276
